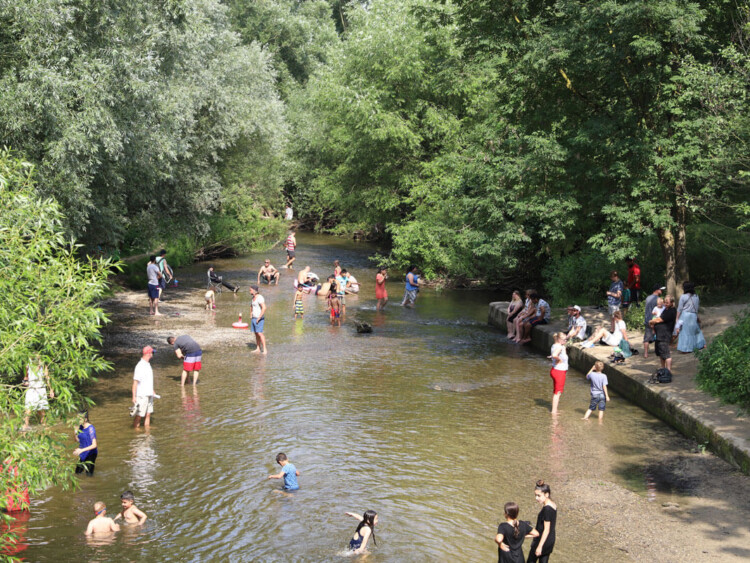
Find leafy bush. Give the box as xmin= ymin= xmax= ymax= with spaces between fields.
xmin=624 ymin=302 xmax=646 ymax=332
xmin=696 ymin=308 xmax=750 ymax=409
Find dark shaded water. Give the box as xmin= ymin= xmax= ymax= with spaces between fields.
xmin=19 ymin=234 xmax=707 ymax=562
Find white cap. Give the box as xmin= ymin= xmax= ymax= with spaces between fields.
xmin=573 ymin=305 xmax=581 ymax=312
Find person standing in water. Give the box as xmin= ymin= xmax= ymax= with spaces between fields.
xmin=267 ymin=452 xmax=299 ymax=491
xmin=345 ymin=510 xmax=378 ymax=554
xmin=167 ymin=335 xmax=203 ymax=386
xmin=547 ymin=333 xmax=568 ymax=415
xmin=527 ymin=480 xmax=557 ymax=563
xmin=73 ymin=411 xmax=98 ymax=476
xmin=582 ymin=361 xmax=610 ymax=422
xmin=293 ymin=286 xmax=304 ymax=319
xmin=401 ymin=265 xmax=421 ymax=308
xmin=495 ymin=501 xmax=537 ymax=563
xmin=249 ymin=285 xmax=267 ymax=354
xmin=375 ymin=266 xmax=388 ymax=310
xmin=284 ymin=230 xmax=297 ymax=269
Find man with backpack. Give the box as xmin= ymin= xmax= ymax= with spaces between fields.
xmin=649 ymin=295 xmax=676 ymax=374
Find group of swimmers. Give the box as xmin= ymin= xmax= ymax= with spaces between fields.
xmin=84 ymin=491 xmax=147 ymax=536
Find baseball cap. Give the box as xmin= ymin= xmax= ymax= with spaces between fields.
xmin=573 ymin=305 xmax=581 ymax=312
xmin=652 ymin=283 xmax=666 ymax=292
xmin=142 ymin=345 xmax=154 ymax=355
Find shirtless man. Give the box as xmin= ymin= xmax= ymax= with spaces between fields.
xmin=85 ymin=502 xmax=120 ymax=535
xmin=297 ymin=266 xmax=315 ymax=286
xmin=258 ymin=259 xmax=280 ymax=285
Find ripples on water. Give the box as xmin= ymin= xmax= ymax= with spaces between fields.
xmin=22 ymin=235 xmax=697 ymax=562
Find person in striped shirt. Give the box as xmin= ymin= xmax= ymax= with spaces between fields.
xmin=284 ymin=230 xmax=297 ymax=269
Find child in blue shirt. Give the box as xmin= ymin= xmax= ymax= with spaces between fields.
xmin=268 ymin=452 xmax=300 ymax=491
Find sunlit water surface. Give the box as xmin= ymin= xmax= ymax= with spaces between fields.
xmin=21 ymin=234 xmax=701 ymax=562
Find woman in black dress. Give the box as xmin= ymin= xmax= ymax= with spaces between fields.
xmin=527 ymin=480 xmax=557 ymax=563
xmin=495 ymin=501 xmax=538 ymax=563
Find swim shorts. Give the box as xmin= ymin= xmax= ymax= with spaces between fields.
xmin=147 ymin=284 xmax=160 ymax=299
xmin=287 ymin=250 xmax=295 ymax=258
xmin=251 ymin=317 xmax=265 ymax=333
xmin=183 ymin=355 xmax=202 ymax=372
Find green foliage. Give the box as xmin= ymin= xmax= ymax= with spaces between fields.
xmin=0 ymin=0 xmax=287 ymax=252
xmin=542 ymin=250 xmax=617 ymax=306
xmin=0 ymin=151 xmax=115 ymax=527
xmin=624 ymin=303 xmax=647 ymax=332
xmin=696 ymin=308 xmax=750 ymax=408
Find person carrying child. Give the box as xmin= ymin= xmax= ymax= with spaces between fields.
xmin=345 ymin=510 xmax=378 ymax=554
xmin=582 ymin=361 xmax=610 ymax=422
xmin=293 ymin=287 xmax=304 ymax=319
xmin=495 ymin=501 xmax=538 ymax=563
xmin=85 ymin=502 xmax=120 ymax=535
xmin=267 ymin=452 xmax=299 ymax=491
xmin=114 ymin=491 xmax=147 ymax=525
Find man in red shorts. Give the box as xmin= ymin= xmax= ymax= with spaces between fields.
xmin=167 ymin=335 xmax=203 ymax=386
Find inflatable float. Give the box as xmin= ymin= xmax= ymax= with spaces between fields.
xmin=232 ymin=313 xmax=249 ymax=329
xmin=293 ymin=278 xmax=320 ymax=294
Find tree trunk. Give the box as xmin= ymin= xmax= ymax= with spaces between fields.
xmin=674 ymin=183 xmax=690 ymax=298
xmin=658 ymin=227 xmax=678 ymax=297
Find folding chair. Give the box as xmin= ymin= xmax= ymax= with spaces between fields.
xmin=207 ymin=270 xmax=223 ymax=294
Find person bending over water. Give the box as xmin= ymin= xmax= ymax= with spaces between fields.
xmin=527 ymin=480 xmax=557 ymax=563
xmin=495 ymin=501 xmax=537 ymax=563
xmin=345 ymin=510 xmax=377 ymax=554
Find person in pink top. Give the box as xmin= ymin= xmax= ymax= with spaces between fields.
xmin=375 ymin=267 xmax=388 ymax=310
xmin=284 ymin=230 xmax=297 ymax=269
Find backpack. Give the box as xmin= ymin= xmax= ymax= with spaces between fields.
xmin=649 ymin=368 xmax=672 ymax=384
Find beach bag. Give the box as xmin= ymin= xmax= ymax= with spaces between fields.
xmin=649 ymin=368 xmax=672 ymax=384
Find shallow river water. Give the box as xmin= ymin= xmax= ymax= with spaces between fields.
xmin=18 ymin=234 xmax=750 ymax=561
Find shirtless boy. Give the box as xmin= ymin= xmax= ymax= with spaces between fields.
xmin=85 ymin=502 xmax=120 ymax=535
xmin=114 ymin=491 xmax=148 ymax=525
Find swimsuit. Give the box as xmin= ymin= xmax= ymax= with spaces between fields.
xmin=349 ymin=532 xmax=364 ymax=550
xmin=295 ymin=299 xmax=304 ymax=315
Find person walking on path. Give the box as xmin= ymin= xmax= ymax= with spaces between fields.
xmin=249 ymin=285 xmax=267 ymax=354
xmin=22 ymin=355 xmax=53 ymax=431
xmin=167 ymin=335 xmax=202 ymax=386
xmin=132 ymin=346 xmax=156 ymax=429
xmin=582 ymin=361 xmax=610 ymax=423
xmin=675 ymin=281 xmax=706 ymax=353
xmin=650 ymin=295 xmax=676 ymax=373
xmin=258 ymin=260 xmax=280 ymax=285
xmin=284 ymin=230 xmax=297 ymax=269
xmin=375 ymin=267 xmax=389 ymax=310
xmin=548 ymin=333 xmax=568 ymax=414
xmin=146 ymin=256 xmax=162 ymax=316
xmin=606 ymin=271 xmax=624 ymax=316
xmin=73 ymin=411 xmax=98 ymax=475
xmin=642 ymin=285 xmax=665 ymax=358
xmin=527 ymin=480 xmax=557 ymax=563
xmin=495 ymin=502 xmax=537 ymax=563
xmin=625 ymin=258 xmax=641 ymax=306
xmin=506 ymin=291 xmax=524 ymax=339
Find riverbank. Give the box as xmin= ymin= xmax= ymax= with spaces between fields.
xmin=489 ymin=302 xmax=750 ymax=474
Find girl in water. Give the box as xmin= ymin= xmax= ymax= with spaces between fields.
xmin=375 ymin=266 xmax=388 ymax=310
xmin=527 ymin=480 xmax=557 ymax=562
xmin=495 ymin=501 xmax=537 ymax=563
xmin=345 ymin=510 xmax=377 ymax=554
xmin=333 ymin=260 xmax=342 ymax=278
xmin=548 ymin=333 xmax=568 ymax=414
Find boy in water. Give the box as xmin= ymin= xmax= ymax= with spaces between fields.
xmin=329 ymin=293 xmax=342 ymax=326
xmin=582 ymin=361 xmax=610 ymax=422
xmin=267 ymin=452 xmax=300 ymax=491
xmin=85 ymin=502 xmax=120 ymax=535
xmin=205 ymin=289 xmax=215 ymax=310
xmin=293 ymin=286 xmax=304 ymax=319
xmin=114 ymin=491 xmax=148 ymax=525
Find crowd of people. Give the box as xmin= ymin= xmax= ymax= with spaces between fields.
xmin=505 ymin=257 xmax=708 ymax=420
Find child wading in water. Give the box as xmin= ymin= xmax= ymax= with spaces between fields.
xmin=345 ymin=510 xmax=377 ymax=554
xmin=495 ymin=502 xmax=537 ymax=563
xmin=114 ymin=490 xmax=147 ymax=525
xmin=527 ymin=480 xmax=557 ymax=563
xmin=582 ymin=361 xmax=610 ymax=422
xmin=267 ymin=452 xmax=300 ymax=491
xmin=85 ymin=502 xmax=120 ymax=535
xmin=329 ymin=293 xmax=342 ymax=326
xmin=293 ymin=287 xmax=304 ymax=319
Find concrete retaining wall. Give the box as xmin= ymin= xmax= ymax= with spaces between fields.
xmin=489 ymin=302 xmax=750 ymax=474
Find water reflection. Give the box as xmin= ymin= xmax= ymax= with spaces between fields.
xmin=126 ymin=434 xmax=158 ymax=493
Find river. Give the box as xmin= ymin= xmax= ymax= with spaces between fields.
xmin=18 ymin=234 xmax=750 ymax=561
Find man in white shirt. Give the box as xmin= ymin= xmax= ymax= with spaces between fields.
xmin=132 ymin=346 xmax=156 ymax=429
xmin=566 ymin=305 xmax=587 ymax=341
xmin=249 ymin=285 xmax=267 ymax=355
